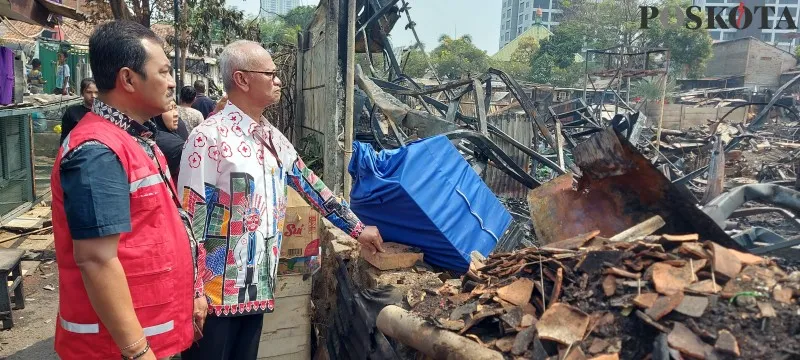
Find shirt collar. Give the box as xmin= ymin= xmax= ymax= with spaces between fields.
xmin=92 ymin=99 xmax=157 ymax=139
xmin=218 ymin=101 xmax=272 ymax=138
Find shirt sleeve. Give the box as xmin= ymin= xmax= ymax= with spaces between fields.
xmin=177 ymin=129 xmax=216 ymax=297
xmin=286 ymin=157 xmax=365 ymax=239
xmin=60 ymin=142 xmax=131 ymax=240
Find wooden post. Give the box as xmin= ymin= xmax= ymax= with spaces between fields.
xmin=293 ymin=32 xmax=306 ymax=146
xmin=343 ymin=0 xmax=356 ymax=201
xmin=655 ymin=73 xmax=668 ymax=153
xmin=555 ymin=119 xmax=565 ymax=170
xmin=655 ymin=52 xmax=670 ymax=151
xmin=323 ymin=0 xmax=344 ymax=193
xmin=377 ymin=306 xmax=505 ymax=360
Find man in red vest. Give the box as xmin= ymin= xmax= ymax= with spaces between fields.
xmin=50 ymin=20 xmax=204 ymax=360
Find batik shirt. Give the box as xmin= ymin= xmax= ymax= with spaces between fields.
xmin=178 ymin=101 xmax=365 ymax=317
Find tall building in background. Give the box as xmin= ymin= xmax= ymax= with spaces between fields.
xmin=498 ymin=0 xmax=563 ymax=49
xmin=691 ymin=0 xmax=800 ymax=53
xmin=260 ymin=0 xmax=301 ymax=19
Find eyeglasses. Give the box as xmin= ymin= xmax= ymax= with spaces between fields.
xmin=239 ymin=70 xmax=278 ymax=79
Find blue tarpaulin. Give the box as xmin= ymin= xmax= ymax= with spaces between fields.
xmin=348 ymin=135 xmax=512 ymax=272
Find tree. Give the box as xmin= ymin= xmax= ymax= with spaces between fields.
xmin=169 ymin=0 xmax=260 ymax=87
xmin=400 ymin=47 xmax=429 ymax=78
xmin=429 ymin=35 xmax=489 ymax=80
xmin=282 ymin=5 xmax=315 ymax=30
xmin=529 ymin=22 xmax=584 ymax=86
xmin=530 ymin=0 xmax=712 ymax=85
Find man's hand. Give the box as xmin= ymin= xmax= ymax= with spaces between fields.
xmin=357 ymin=226 xmax=385 ymax=255
xmin=192 ymin=296 xmax=208 ymax=341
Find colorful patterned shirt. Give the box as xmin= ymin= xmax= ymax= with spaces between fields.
xmin=177 ymin=101 xmax=365 ymax=317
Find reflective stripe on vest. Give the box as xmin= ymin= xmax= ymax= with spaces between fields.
xmin=60 ymin=133 xmax=72 ymax=156
xmin=130 ymin=173 xmax=164 ymax=193
xmin=60 ymin=318 xmax=175 ymax=336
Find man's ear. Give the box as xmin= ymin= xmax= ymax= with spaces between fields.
xmin=233 ymin=72 xmax=248 ymax=92
xmin=118 ymin=68 xmax=137 ymax=93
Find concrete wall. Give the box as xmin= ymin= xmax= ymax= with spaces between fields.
xmin=744 ymin=40 xmax=797 ymax=89
xmin=644 ymin=102 xmax=747 ymax=130
xmin=707 ymin=38 xmax=798 ymax=90
xmin=706 ymin=40 xmax=749 ymax=79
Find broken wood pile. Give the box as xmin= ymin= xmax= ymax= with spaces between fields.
xmin=406 ymin=231 xmax=800 ymax=359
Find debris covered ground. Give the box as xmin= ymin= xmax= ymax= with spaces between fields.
xmin=403 ymin=230 xmax=800 ymax=359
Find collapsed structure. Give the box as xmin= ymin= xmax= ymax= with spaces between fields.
xmin=274 ymin=1 xmax=800 ymax=359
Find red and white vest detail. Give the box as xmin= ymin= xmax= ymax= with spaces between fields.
xmin=51 ymin=113 xmax=194 ymax=359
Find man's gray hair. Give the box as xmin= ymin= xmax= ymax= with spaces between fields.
xmin=219 ymin=40 xmax=267 ymax=92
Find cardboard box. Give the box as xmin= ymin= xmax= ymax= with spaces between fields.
xmin=277 ymin=254 xmax=321 ymax=276
xmin=281 ymin=188 xmax=321 ymax=259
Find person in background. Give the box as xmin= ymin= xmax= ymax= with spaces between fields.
xmin=178 ymin=86 xmax=204 ymax=130
xmin=50 ymin=20 xmax=202 ymax=360
xmin=190 ymin=79 xmax=215 ymax=118
xmin=54 ymin=50 xmax=70 ymax=95
xmin=27 ymin=58 xmax=46 ymax=94
xmin=178 ymin=40 xmax=384 ymax=360
xmin=207 ymin=93 xmax=228 ymax=118
xmin=153 ymin=100 xmax=188 ymax=182
xmin=59 ymin=78 xmax=98 ymax=144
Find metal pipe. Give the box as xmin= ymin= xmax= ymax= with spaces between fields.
xmin=376 ymin=305 xmax=505 ymax=360
xmin=343 ymin=0 xmax=356 ymax=201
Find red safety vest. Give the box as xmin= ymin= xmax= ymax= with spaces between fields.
xmin=51 ymin=113 xmax=194 ymax=359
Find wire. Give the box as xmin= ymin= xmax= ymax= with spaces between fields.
xmin=1 ymin=17 xmax=45 ymax=39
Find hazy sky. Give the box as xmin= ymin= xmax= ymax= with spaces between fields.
xmin=226 ymin=0 xmax=502 ymax=54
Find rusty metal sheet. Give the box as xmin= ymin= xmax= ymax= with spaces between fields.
xmin=528 ymin=128 xmax=742 ymax=250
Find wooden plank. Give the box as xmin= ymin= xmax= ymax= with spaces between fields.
xmin=2 ymin=217 xmax=44 ymax=231
xmin=261 ymin=321 xmax=312 ymax=342
xmin=17 ymin=234 xmax=54 ymax=251
xmin=262 ymin=294 xmax=310 ymax=333
xmin=257 ymin=346 xmax=310 ymax=360
xmin=275 ymin=274 xmax=312 ymax=298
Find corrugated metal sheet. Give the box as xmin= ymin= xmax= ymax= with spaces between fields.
xmin=484 ymin=113 xmax=533 ymax=199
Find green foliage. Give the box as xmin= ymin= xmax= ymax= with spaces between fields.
xmin=530 ymin=0 xmax=713 ymax=84
xmin=630 ymin=76 xmax=681 ymax=101
xmin=640 ymin=0 xmax=713 ymax=78
xmin=429 ymin=35 xmax=489 ymax=80
xmin=529 ymin=23 xmax=583 ymax=85
xmin=282 ymin=5 xmax=316 ymax=30
xmin=400 ymin=47 xmax=430 ymax=78
xmin=257 ymin=5 xmax=316 ymax=46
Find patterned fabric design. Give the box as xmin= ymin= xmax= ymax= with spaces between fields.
xmin=178 ymin=102 xmax=364 ymax=317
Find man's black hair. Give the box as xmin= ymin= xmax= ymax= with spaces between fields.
xmin=193 ymin=79 xmax=206 ymax=94
xmin=80 ymin=78 xmax=96 ymax=94
xmin=180 ymin=85 xmax=196 ymax=104
xmin=31 ymin=58 xmax=41 ymax=68
xmin=59 ymin=50 xmax=68 ymax=59
xmin=88 ymin=20 xmax=163 ymax=92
